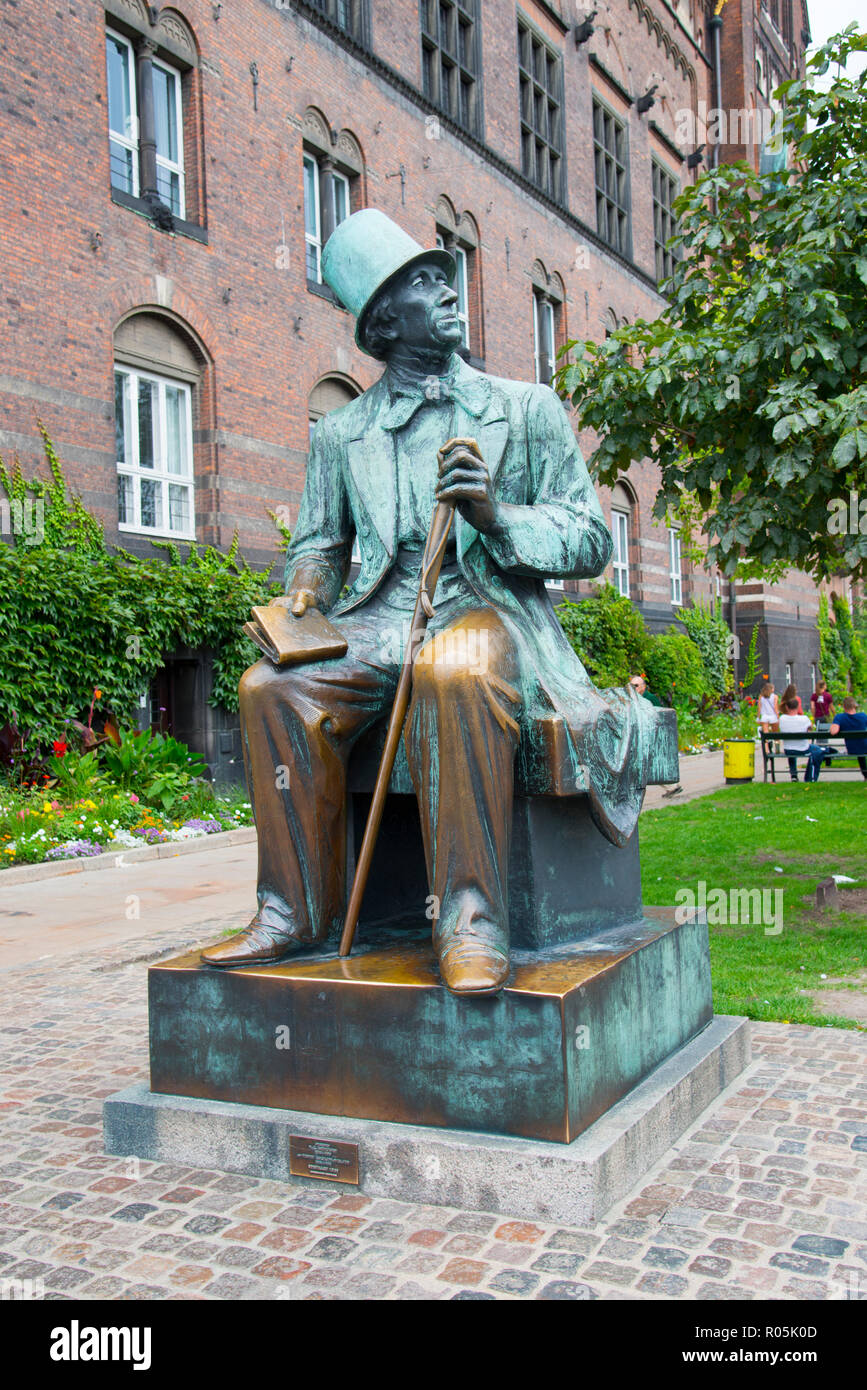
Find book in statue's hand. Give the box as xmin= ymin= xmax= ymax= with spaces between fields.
xmin=244 ymin=602 xmax=348 ymax=667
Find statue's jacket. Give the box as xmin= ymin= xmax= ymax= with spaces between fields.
xmin=283 ymin=355 xmax=675 ymax=847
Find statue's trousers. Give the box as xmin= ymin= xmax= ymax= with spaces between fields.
xmin=239 ymin=560 xmax=521 ymax=943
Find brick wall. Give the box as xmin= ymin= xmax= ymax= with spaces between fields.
xmin=0 ymin=0 xmax=828 ymax=657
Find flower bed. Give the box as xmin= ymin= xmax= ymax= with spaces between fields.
xmin=0 ymin=789 xmax=253 ymax=868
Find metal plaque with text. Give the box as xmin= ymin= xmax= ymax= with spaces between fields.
xmin=289 ymin=1134 xmax=360 ymax=1185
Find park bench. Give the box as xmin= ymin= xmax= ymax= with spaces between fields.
xmin=760 ymin=728 xmax=867 ymax=783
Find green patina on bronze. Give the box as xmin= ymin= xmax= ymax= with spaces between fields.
xmin=154 ymin=910 xmax=711 ymax=1143
xmin=200 ymin=209 xmax=679 ymax=997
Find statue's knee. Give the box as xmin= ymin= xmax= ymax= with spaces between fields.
xmin=239 ymin=658 xmax=285 ymax=711
xmin=413 ymin=630 xmax=487 ymax=694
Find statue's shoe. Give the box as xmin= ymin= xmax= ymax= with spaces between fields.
xmin=434 ymin=900 xmax=510 ymax=996
xmin=201 ymin=913 xmax=315 ymax=968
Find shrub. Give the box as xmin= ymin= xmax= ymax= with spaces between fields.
xmin=0 ymin=431 xmax=282 ymax=745
xmin=643 ymin=629 xmax=711 ymax=705
xmin=555 ymin=583 xmax=650 ymax=686
xmin=679 ymin=601 xmax=732 ymax=693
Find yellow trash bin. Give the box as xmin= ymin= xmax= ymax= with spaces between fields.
xmin=723 ymin=738 xmax=755 ymax=784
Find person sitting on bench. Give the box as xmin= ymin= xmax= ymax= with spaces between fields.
xmin=806 ymin=697 xmax=867 ymax=782
xmin=778 ymin=698 xmax=813 ymax=782
xmin=831 ymin=697 xmax=867 ymax=780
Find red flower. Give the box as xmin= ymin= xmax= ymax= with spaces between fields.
xmin=52 ymin=740 xmax=67 ymax=759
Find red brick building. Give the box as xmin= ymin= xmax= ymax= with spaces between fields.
xmin=1 ymin=0 xmax=826 ymax=769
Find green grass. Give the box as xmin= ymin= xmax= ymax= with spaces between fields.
xmin=640 ymin=783 xmax=867 ymax=1029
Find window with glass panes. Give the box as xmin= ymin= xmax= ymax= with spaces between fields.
xmin=593 ymin=100 xmax=630 ymax=256
xmin=308 ymin=0 xmax=367 ymax=41
xmin=421 ymin=0 xmax=479 ymax=134
xmin=114 ymin=367 xmax=194 ymax=537
xmin=106 ymin=29 xmax=185 ymax=218
xmin=668 ymin=527 xmax=683 ymax=605
xmin=106 ymin=30 xmax=139 ymax=196
xmin=612 ymin=510 xmax=630 ymax=596
xmin=304 ymin=154 xmax=350 ymax=283
xmin=533 ymin=292 xmax=556 ymax=385
xmin=153 ymin=60 xmax=184 ymax=217
xmin=436 ymin=235 xmax=470 ymax=349
xmin=652 ymin=161 xmax=678 ymax=284
xmin=518 ymin=20 xmax=563 ymax=201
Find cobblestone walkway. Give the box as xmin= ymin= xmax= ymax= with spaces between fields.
xmin=0 ymin=927 xmax=865 ymax=1301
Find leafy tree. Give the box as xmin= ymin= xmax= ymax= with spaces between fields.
xmin=557 ymin=27 xmax=867 ymax=582
xmin=678 ymin=600 xmax=733 ymax=692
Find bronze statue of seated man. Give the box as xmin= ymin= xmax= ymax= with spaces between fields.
xmin=202 ymin=209 xmax=666 ymax=995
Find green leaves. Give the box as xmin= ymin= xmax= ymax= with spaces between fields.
xmin=555 ymin=27 xmax=867 ymax=583
xmin=0 ymin=435 xmax=283 ymax=739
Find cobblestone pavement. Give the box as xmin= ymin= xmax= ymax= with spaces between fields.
xmin=0 ymin=925 xmax=865 ymax=1302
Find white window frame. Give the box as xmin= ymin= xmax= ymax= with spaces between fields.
xmin=115 ymin=366 xmax=195 ymax=540
xmin=304 ymin=153 xmax=322 ymax=282
xmin=106 ymin=28 xmax=140 ymax=197
xmin=453 ymin=245 xmax=470 ymax=349
xmin=785 ymin=662 xmax=792 ymax=686
xmin=332 ymin=168 xmax=350 ymax=229
xmin=153 ymin=57 xmax=186 ymax=219
xmin=668 ymin=527 xmax=682 ymax=606
xmin=436 ymin=235 xmax=471 ymax=351
xmin=533 ymin=293 xmax=556 ymax=384
xmin=810 ymin=663 xmax=817 ymax=690
xmin=304 ymin=155 xmax=351 ymax=285
xmin=611 ymin=509 xmax=630 ymax=597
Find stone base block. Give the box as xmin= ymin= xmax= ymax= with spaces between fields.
xmin=105 ymin=1014 xmax=750 ymax=1226
xmin=149 ymin=908 xmax=712 ymax=1143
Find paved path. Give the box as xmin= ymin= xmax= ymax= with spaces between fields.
xmin=0 ymin=841 xmax=257 ymax=970
xmin=1 ymin=752 xmax=726 ymax=968
xmin=642 ymin=748 xmax=727 ymax=809
xmin=4 ymin=746 xmax=861 ymax=968
xmin=0 ymin=920 xmax=864 ymax=1302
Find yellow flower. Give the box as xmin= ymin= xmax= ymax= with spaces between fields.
xmin=43 ymin=802 xmax=53 ymax=813
xmin=4 ymin=846 xmax=15 ymax=856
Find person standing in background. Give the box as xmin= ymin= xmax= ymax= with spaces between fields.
xmin=779 ymin=682 xmax=802 ymax=714
xmin=811 ymin=679 xmax=834 ymax=731
xmin=758 ymin=682 xmax=779 ymax=733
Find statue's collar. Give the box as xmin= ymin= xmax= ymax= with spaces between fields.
xmin=381 ymin=355 xmax=490 ymax=431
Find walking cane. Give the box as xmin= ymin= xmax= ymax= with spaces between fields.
xmin=338 ymin=494 xmax=456 ymax=958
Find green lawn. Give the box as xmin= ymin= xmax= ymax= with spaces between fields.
xmin=639 ymin=783 xmax=867 ymax=1030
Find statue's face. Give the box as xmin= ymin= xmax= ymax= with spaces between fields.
xmin=386 ymin=258 xmax=462 ymax=352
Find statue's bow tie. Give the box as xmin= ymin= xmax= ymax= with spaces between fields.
xmin=382 ymin=375 xmax=488 ymax=431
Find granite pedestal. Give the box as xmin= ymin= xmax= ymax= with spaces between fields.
xmin=105 ymin=1014 xmax=750 ymax=1225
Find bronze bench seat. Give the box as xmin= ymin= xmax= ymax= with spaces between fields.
xmin=345 ymin=705 xmax=680 ymax=950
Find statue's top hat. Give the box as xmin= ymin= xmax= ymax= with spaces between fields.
xmin=321 ymin=209 xmax=455 ymax=355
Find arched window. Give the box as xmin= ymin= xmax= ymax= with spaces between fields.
xmin=104 ymin=3 xmax=204 ymax=234
xmin=531 ymin=261 xmax=564 ymax=385
xmin=309 ymin=374 xmax=362 ymax=562
xmin=308 ymin=374 xmax=362 ymax=440
xmin=113 ymin=312 xmax=208 ymax=539
xmin=610 ymin=481 xmax=634 ymax=598
xmin=303 ymin=111 xmax=364 ymax=288
xmin=435 ymin=198 xmax=483 ymax=362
